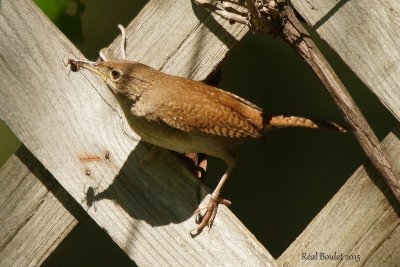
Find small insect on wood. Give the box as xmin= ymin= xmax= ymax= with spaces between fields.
xmin=68 ymin=59 xmax=80 ymax=72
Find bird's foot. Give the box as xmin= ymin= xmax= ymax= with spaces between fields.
xmin=190 ymin=194 xmax=231 ymax=237
xmin=185 ymin=153 xmax=208 ymax=181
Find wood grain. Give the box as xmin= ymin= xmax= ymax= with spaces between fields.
xmin=278 ymin=127 xmax=400 ymax=266
xmin=279 ymin=4 xmax=400 ymax=203
xmin=291 ymin=0 xmax=400 ymax=122
xmin=0 ymin=0 xmax=276 ymax=265
xmin=106 ymin=0 xmax=248 ymax=79
xmin=0 ymin=146 xmax=84 ymax=267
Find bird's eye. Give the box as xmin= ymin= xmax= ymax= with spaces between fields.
xmin=111 ymin=70 xmax=121 ymax=80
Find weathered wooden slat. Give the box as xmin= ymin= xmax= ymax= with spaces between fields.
xmin=281 ymin=4 xmax=400 ymax=263
xmin=291 ymin=0 xmax=400 ymax=122
xmin=106 ymin=0 xmax=248 ymax=79
xmin=0 ymin=0 xmax=276 ymax=265
xmin=278 ymin=127 xmax=400 ymax=266
xmin=0 ymin=146 xmax=84 ymax=267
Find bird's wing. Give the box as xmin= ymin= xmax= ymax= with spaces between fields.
xmin=152 ymin=80 xmax=264 ymax=139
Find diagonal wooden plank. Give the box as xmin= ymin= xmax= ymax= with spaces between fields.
xmin=278 ymin=127 xmax=400 ymax=266
xmin=0 ymin=146 xmax=85 ymax=267
xmin=0 ymin=0 xmax=276 ymax=265
xmin=291 ymin=0 xmax=400 ymax=122
xmin=106 ymin=0 xmax=248 ymax=79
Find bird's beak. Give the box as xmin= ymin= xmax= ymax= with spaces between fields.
xmin=68 ymin=59 xmax=108 ymax=81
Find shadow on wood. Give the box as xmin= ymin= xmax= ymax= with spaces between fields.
xmin=83 ymin=141 xmax=205 ymax=226
xmin=313 ymin=0 xmax=349 ymax=29
xmin=16 ymin=146 xmax=86 ymax=221
xmin=364 ymin=127 xmax=400 ymax=217
xmin=189 ymin=0 xmax=238 ymax=47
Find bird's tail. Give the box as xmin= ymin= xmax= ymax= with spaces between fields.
xmin=264 ymin=115 xmax=348 ymax=133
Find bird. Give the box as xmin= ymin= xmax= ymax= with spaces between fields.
xmin=67 ymin=25 xmax=347 ymax=237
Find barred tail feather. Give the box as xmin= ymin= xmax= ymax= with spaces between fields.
xmin=264 ymin=115 xmax=348 ymax=133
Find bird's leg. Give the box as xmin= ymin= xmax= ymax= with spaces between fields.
xmin=197 ymin=153 xmax=208 ymax=180
xmin=185 ymin=152 xmax=208 ymax=180
xmin=190 ymin=153 xmax=236 ymax=237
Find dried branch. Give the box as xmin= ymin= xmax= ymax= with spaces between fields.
xmin=194 ymin=0 xmax=400 ymax=201
xmin=244 ymin=0 xmax=266 ymax=31
xmin=194 ymin=0 xmax=248 ymax=25
xmin=277 ymin=5 xmax=400 ymax=201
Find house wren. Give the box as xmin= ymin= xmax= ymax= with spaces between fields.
xmin=68 ymin=26 xmax=347 ymax=237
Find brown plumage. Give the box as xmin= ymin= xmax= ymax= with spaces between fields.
xmin=69 ymin=59 xmax=347 ymax=237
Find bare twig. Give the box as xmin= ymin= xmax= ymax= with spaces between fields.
xmin=194 ymin=0 xmax=400 ymax=201
xmin=244 ymin=0 xmax=270 ymax=32
xmin=278 ymin=5 xmax=400 ymax=201
xmin=194 ymin=0 xmax=249 ymax=25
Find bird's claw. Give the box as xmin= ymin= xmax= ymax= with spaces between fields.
xmin=190 ymin=194 xmax=231 ymax=237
